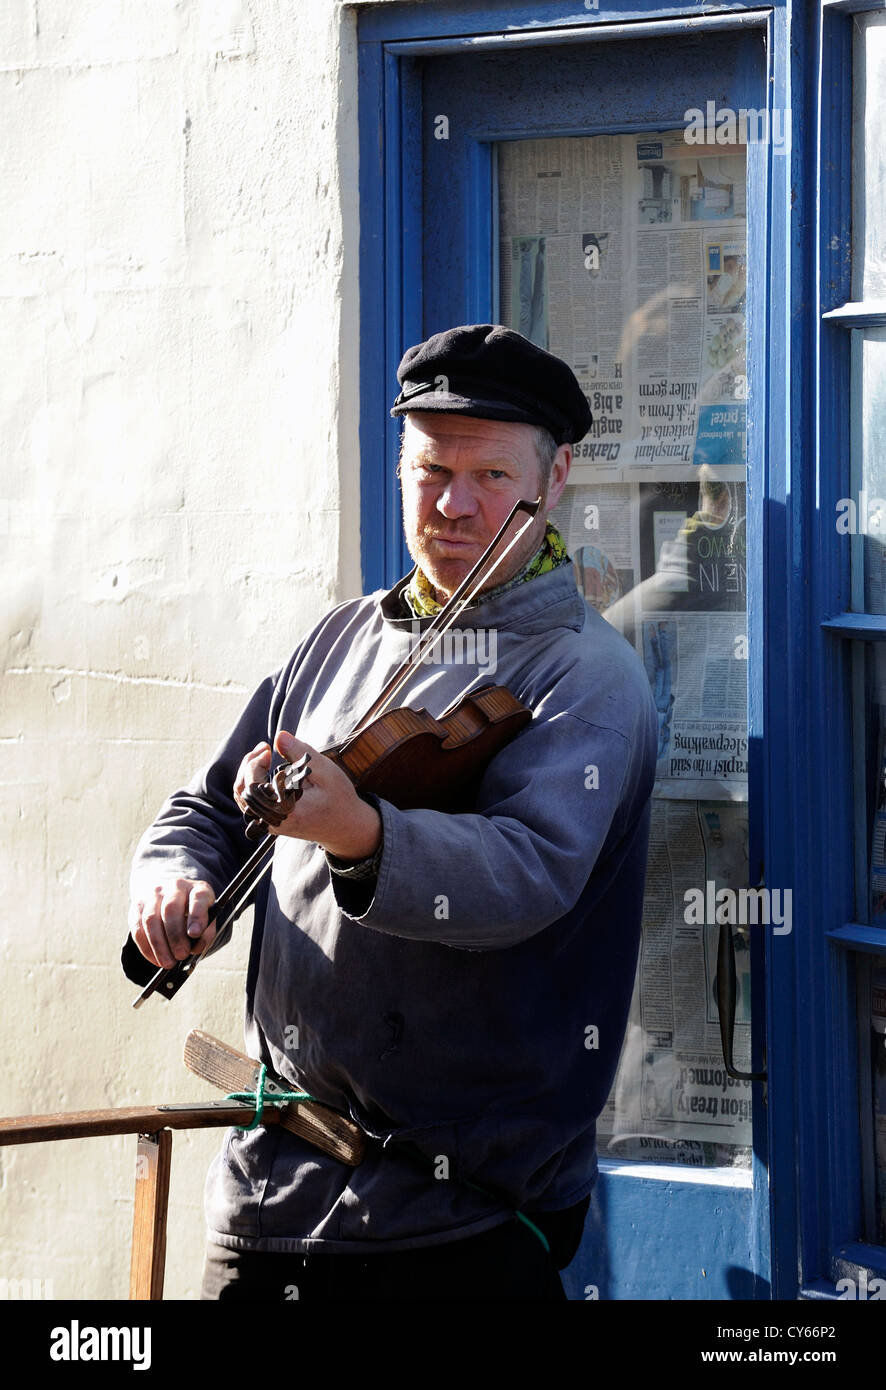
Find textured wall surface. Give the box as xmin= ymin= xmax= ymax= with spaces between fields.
xmin=0 ymin=0 xmax=363 ymax=1299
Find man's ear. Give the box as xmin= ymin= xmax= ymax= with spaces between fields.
xmin=546 ymin=443 xmax=572 ymax=512
xmin=395 ymin=419 xmax=407 ymax=480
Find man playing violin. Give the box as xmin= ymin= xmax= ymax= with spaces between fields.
xmin=124 ymin=324 xmax=659 ymax=1301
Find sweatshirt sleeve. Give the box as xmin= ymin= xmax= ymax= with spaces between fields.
xmin=330 ymin=688 xmax=655 ymax=950
xmin=122 ymin=675 xmax=282 ymax=985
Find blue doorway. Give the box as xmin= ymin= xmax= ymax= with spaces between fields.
xmin=359 ymin=10 xmax=773 ymax=1299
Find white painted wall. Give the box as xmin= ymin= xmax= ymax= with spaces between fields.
xmin=0 ymin=0 xmax=366 ymax=1299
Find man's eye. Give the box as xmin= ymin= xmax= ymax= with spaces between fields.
xmin=486 ymin=469 xmax=507 ymax=479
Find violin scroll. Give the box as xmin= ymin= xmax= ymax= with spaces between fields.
xmin=241 ymin=752 xmax=312 ymax=841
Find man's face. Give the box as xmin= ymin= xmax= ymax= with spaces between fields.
xmin=399 ymin=413 xmax=570 ymax=603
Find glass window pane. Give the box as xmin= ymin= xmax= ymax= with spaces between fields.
xmin=852 ymin=12 xmax=886 ymax=301
xmin=849 ymin=329 xmax=886 ymax=613
xmin=852 ymin=643 xmax=886 ymax=928
xmin=497 ymin=132 xmax=751 ymax=1168
xmin=873 ymin=963 xmax=886 ymax=1245
xmin=854 ymin=953 xmax=886 ymax=1248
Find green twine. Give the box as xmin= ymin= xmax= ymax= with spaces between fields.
xmin=462 ymin=1178 xmax=551 ymax=1255
xmin=227 ymin=1068 xmax=550 ymax=1256
xmin=513 ymin=1210 xmax=551 ymax=1254
xmin=226 ymin=1063 xmax=315 ymax=1133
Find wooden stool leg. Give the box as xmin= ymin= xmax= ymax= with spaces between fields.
xmin=129 ymin=1129 xmax=172 ymax=1300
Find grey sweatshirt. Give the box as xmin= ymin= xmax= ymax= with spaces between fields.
xmin=129 ymin=563 xmax=658 ymax=1253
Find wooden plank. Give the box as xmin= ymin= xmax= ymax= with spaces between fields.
xmin=0 ymin=1103 xmax=273 ymax=1145
xmin=129 ymin=1131 xmax=172 ymax=1301
xmin=183 ymin=1030 xmax=366 ymax=1165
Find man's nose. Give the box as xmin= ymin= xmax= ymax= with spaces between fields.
xmin=436 ymin=473 xmax=479 ymax=518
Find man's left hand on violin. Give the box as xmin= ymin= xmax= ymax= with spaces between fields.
xmin=233 ymin=732 xmax=383 ymax=863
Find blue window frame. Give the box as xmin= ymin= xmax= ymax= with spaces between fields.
xmin=812 ymin=0 xmax=886 ymax=1295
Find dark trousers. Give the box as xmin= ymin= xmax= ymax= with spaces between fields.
xmin=201 ymin=1198 xmax=589 ymax=1302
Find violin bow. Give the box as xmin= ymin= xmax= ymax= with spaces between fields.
xmin=132 ymin=497 xmax=540 ymax=1007
xmin=131 ymin=757 xmax=311 ymax=1008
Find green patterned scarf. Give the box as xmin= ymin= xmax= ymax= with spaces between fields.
xmin=405 ymin=522 xmax=570 ymax=618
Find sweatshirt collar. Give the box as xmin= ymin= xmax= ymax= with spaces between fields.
xmin=379 ymin=559 xmax=586 ymax=636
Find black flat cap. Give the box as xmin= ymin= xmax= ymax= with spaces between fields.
xmin=390 ymin=323 xmax=593 ymax=446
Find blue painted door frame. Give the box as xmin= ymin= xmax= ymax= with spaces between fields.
xmin=356 ymin=0 xmax=861 ymax=1300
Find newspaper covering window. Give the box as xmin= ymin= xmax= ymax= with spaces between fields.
xmin=870 ymin=962 xmax=886 ymax=1244
xmin=499 ymin=132 xmax=752 ymax=1165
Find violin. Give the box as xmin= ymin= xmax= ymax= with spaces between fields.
xmin=132 ymin=498 xmax=540 ymax=1007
